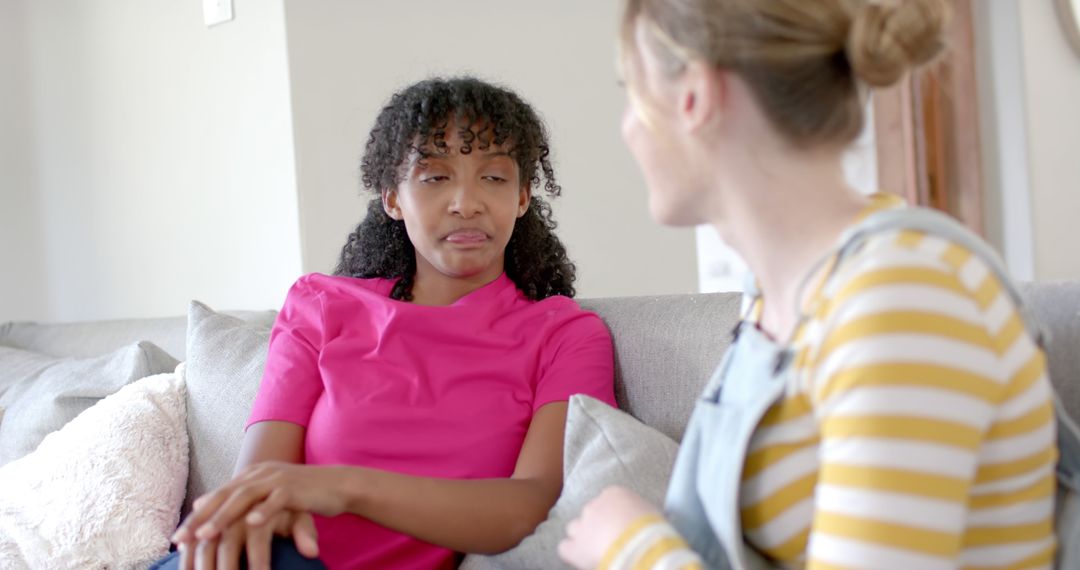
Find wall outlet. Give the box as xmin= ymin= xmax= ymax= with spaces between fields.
xmin=203 ymin=0 xmax=234 ymax=27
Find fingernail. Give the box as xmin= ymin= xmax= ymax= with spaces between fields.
xmin=246 ymin=512 xmax=263 ymax=525
xmin=170 ymin=530 xmax=186 ymax=543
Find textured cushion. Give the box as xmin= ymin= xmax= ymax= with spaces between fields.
xmin=0 ymin=342 xmax=179 ymax=467
xmin=581 ymin=293 xmax=742 ymax=442
xmin=0 ymin=310 xmax=276 ymax=361
xmin=183 ymin=301 xmax=272 ymax=517
xmin=461 ymin=395 xmax=679 ymax=570
xmin=0 ymin=368 xmax=188 ymax=570
xmin=1019 ymin=281 xmax=1080 ymax=423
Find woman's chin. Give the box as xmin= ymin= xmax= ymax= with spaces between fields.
xmin=649 ymin=196 xmax=704 ymax=228
xmin=438 ymin=262 xmax=499 ymax=281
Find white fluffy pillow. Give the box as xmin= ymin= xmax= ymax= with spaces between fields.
xmin=0 ymin=365 xmax=189 ymax=570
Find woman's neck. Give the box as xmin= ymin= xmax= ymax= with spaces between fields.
xmin=709 ymin=144 xmax=869 ymax=341
xmin=408 ymin=262 xmax=505 ymax=307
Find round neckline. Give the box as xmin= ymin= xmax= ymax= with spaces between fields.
xmin=384 ymin=272 xmax=519 ymax=308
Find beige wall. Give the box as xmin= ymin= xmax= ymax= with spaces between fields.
xmin=975 ymin=0 xmax=1037 ymax=280
xmin=0 ymin=0 xmax=48 ymax=321
xmin=6 ymin=1 xmax=1076 ymax=324
xmin=977 ymin=0 xmax=1080 ymax=282
xmin=1018 ymin=1 xmax=1080 ymax=281
xmin=283 ymin=0 xmax=699 ymax=299
xmin=5 ymin=0 xmax=303 ymax=321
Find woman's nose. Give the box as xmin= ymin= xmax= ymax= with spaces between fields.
xmin=448 ymin=181 xmax=484 ymax=217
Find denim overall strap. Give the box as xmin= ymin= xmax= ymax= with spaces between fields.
xmin=664 ymin=318 xmax=795 ymax=570
xmin=665 ymin=349 xmax=738 ymax=570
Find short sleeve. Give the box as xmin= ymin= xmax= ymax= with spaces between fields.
xmin=533 ymin=311 xmax=616 ymax=411
xmin=801 ymin=249 xmax=1051 ymax=567
xmin=246 ymin=275 xmax=326 ymax=429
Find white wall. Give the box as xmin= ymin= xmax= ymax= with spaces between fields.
xmin=282 ymin=0 xmax=699 ymax=299
xmin=974 ymin=0 xmax=1037 ymax=281
xmin=7 ymin=1 xmax=1076 ymax=324
xmin=696 ymin=104 xmax=879 ymax=293
xmin=1018 ymin=1 xmax=1080 ymax=281
xmin=0 ymin=0 xmax=48 ymax=321
xmin=977 ymin=0 xmax=1080 ymax=282
xmin=9 ymin=0 xmax=303 ymax=321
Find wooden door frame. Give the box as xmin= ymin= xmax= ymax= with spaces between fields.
xmin=872 ymin=0 xmax=985 ymax=235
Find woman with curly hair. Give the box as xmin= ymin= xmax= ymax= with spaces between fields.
xmin=162 ymin=76 xmax=616 ymax=570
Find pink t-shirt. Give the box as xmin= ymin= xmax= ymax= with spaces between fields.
xmin=247 ymin=272 xmax=616 ymax=569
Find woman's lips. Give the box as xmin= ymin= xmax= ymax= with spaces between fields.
xmin=444 ymin=229 xmax=489 ymax=244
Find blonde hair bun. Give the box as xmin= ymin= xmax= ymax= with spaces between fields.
xmin=846 ymin=0 xmax=950 ymax=87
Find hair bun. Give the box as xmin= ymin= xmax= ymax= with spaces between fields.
xmin=846 ymin=0 xmax=949 ymax=87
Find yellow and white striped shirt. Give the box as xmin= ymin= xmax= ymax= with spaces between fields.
xmin=606 ymin=198 xmax=1057 ymax=570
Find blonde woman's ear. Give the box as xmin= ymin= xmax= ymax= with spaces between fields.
xmin=680 ymin=60 xmax=727 ymax=134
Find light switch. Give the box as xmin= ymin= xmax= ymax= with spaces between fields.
xmin=203 ymin=0 xmax=234 ymax=27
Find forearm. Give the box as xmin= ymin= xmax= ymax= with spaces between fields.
xmin=233 ymin=421 xmax=306 ymax=475
xmin=333 ymin=465 xmax=560 ymax=554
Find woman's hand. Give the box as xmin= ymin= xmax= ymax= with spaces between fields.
xmin=178 ymin=509 xmax=318 ymax=570
xmin=173 ymin=462 xmax=347 ymax=545
xmin=558 ymin=486 xmax=661 ymax=570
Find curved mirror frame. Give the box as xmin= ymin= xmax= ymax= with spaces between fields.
xmin=1057 ymin=0 xmax=1080 ymax=58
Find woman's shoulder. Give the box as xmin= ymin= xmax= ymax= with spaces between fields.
xmin=805 ymin=227 xmax=1025 ymax=362
xmin=523 ymin=294 xmax=611 ymax=340
xmin=289 ymin=272 xmax=396 ymax=300
xmin=528 ymin=292 xmax=582 ymax=310
xmin=825 ymin=226 xmax=1003 ymax=309
xmin=527 ymin=293 xmax=598 ymax=318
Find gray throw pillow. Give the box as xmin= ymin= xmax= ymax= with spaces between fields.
xmin=183 ymin=301 xmax=272 ymax=517
xmin=0 ymin=342 xmax=178 ymax=466
xmin=461 ymin=395 xmax=680 ymax=570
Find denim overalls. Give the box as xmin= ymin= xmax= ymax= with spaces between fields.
xmin=664 ymin=207 xmax=1080 ymax=569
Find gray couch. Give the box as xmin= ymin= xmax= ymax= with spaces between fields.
xmin=1 ymin=282 xmax=1078 ymax=563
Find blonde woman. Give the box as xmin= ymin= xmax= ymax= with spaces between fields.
xmin=559 ymin=0 xmax=1080 ymax=568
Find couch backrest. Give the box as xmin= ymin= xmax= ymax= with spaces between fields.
xmin=3 ymin=282 xmax=1076 ymax=447
xmin=1018 ymin=282 xmax=1080 ymax=422
xmin=584 ymin=282 xmax=1080 ymax=442
xmin=0 ymin=311 xmax=276 ymax=361
xmin=580 ymin=293 xmax=742 ymax=442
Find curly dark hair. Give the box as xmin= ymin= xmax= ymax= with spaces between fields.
xmin=334 ymin=76 xmax=577 ymax=301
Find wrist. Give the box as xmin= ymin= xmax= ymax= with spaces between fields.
xmin=334 ymin=465 xmax=372 ymax=516
xmin=598 ymin=513 xmax=667 ymax=570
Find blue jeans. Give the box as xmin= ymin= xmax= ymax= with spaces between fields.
xmin=148 ymin=537 xmax=326 ymax=570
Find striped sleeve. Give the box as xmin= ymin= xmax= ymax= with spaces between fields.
xmin=801 ymin=234 xmax=1056 ymax=569
xmin=599 ymin=515 xmax=705 ymax=570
